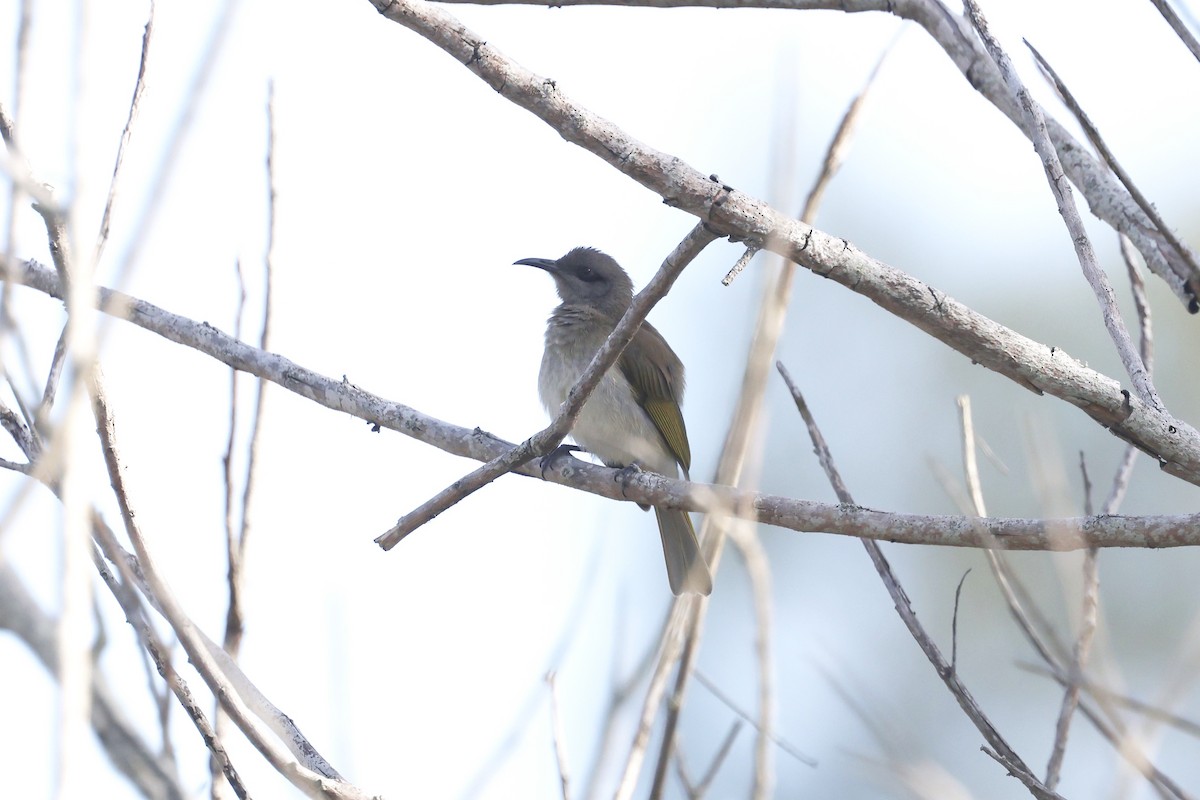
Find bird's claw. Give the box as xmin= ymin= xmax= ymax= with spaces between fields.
xmin=615 ymin=463 xmax=643 ymax=500
xmin=539 ymin=444 xmax=584 ymax=479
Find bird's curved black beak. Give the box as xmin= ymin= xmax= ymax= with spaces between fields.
xmin=514 ymin=257 xmax=558 ymax=272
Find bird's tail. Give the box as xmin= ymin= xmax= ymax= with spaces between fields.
xmin=654 ymin=508 xmax=713 ymax=596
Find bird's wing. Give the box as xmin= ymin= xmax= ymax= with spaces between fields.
xmin=619 ymin=330 xmax=691 ymax=473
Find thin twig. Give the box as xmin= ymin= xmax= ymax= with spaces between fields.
xmin=1079 ymin=452 xmax=1094 ymax=518
xmin=90 ymin=524 xmax=246 ymax=799
xmin=951 ymin=395 xmax=1071 ymax=669
xmin=720 ymin=245 xmax=759 ymax=286
xmin=1147 ymin=0 xmax=1200 ymax=66
xmin=546 ymin=672 xmax=572 ymax=800
xmin=1043 ymin=456 xmax=1098 ymax=789
xmin=375 ymin=221 xmax=717 ymax=548
xmin=1119 ymin=235 xmax=1156 ymax=377
xmin=105 ymin=0 xmax=239 ymax=287
xmin=964 ymin=2 xmax=1159 ymax=411
xmin=34 ymin=323 xmax=69 ymax=433
xmin=92 ymin=1 xmax=155 ymax=268
xmin=462 ymin=556 xmax=602 ymax=799
xmin=957 ymin=395 xmax=986 ymax=516
xmin=951 ymin=569 xmax=971 ymax=673
xmin=1045 ymin=545 xmax=1099 ymax=789
xmin=693 ymin=671 xmax=815 ymax=766
xmin=1026 ymin=40 xmax=1200 ymax=306
xmin=673 ymin=722 xmax=741 ymax=799
xmin=215 ymin=254 xmax=246 ymax=800
xmin=580 ymin=600 xmax=665 ymax=800
xmin=219 ymin=84 xmax=278 ymax=743
xmin=89 ymin=376 xmax=373 ymax=798
xmin=0 ymin=555 xmax=189 ymax=800
xmin=959 ymin=401 xmax=1184 ymax=797
xmin=728 ymin=518 xmax=779 ymax=796
xmin=0 ymin=385 xmax=237 ymax=796
xmin=649 ymin=596 xmax=707 ymax=800
xmin=778 ymin=361 xmax=1064 ymax=799
xmin=614 ymin=600 xmax=693 ymax=800
xmin=1022 ymin=658 xmax=1194 ymax=799
xmin=220 ymin=258 xmax=247 ymax=648
xmin=1019 ymin=662 xmax=1200 ymax=739
xmin=1104 ymin=235 xmax=1156 ymax=513
xmin=1 ymin=38 xmax=48 ymax=407
xmin=800 ymin=32 xmax=898 ymax=223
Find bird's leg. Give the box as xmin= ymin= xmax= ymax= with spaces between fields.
xmin=539 ymin=444 xmax=585 ymax=480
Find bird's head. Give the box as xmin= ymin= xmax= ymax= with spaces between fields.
xmin=515 ymin=247 xmax=634 ymax=317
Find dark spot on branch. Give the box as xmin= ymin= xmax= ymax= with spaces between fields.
xmin=465 ymin=40 xmax=485 ymax=66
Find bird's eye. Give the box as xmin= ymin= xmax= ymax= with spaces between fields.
xmin=578 ymin=267 xmax=603 ymax=283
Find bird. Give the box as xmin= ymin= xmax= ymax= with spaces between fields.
xmin=514 ymin=246 xmax=713 ymax=595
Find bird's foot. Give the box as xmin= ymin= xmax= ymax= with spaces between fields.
xmin=615 ymin=462 xmax=644 ymax=500
xmin=539 ymin=444 xmax=584 ymax=479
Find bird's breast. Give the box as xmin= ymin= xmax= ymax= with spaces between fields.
xmin=538 ymin=314 xmax=678 ymax=476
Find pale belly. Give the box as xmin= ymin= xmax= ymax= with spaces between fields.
xmin=539 ymin=352 xmax=679 ymax=478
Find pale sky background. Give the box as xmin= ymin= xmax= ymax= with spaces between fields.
xmin=3 ymin=1 xmax=1200 ymax=798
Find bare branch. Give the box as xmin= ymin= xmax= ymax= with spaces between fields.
xmin=728 ymin=521 xmax=778 ymax=798
xmin=778 ymin=360 xmax=1064 ymax=799
xmin=0 ymin=558 xmax=189 ymax=800
xmin=418 ymin=0 xmax=1200 ymax=307
xmin=89 ymin=521 xmax=248 ymax=799
xmin=34 ymin=323 xmax=69 ymax=432
xmin=220 ymin=258 xmax=247 ymax=658
xmin=799 ymin=32 xmax=897 ymax=223
xmin=1021 ymin=662 xmax=1200 ymax=740
xmin=1025 ymin=658 xmax=1195 ymax=799
xmin=1025 ymin=40 xmax=1200 ymax=312
xmin=964 ymin=2 xmax=1159 ymax=412
xmin=720 ymin=245 xmax=758 ymax=286
xmin=1104 ymin=236 xmax=1157 ymax=513
xmin=950 ymin=569 xmax=971 ymax=672
xmin=89 ymin=375 xmax=374 ymax=798
xmin=9 ymin=255 xmax=1200 ymax=550
xmin=92 ymin=1 xmax=156 ymax=267
xmin=614 ymin=599 xmax=694 ymax=800
xmin=1045 ymin=546 xmax=1099 ymax=789
xmin=1147 ymin=0 xmax=1200 ymax=65
xmin=220 ymin=80 xmax=278 ymax=668
xmin=958 ymin=408 xmax=1184 ymax=796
